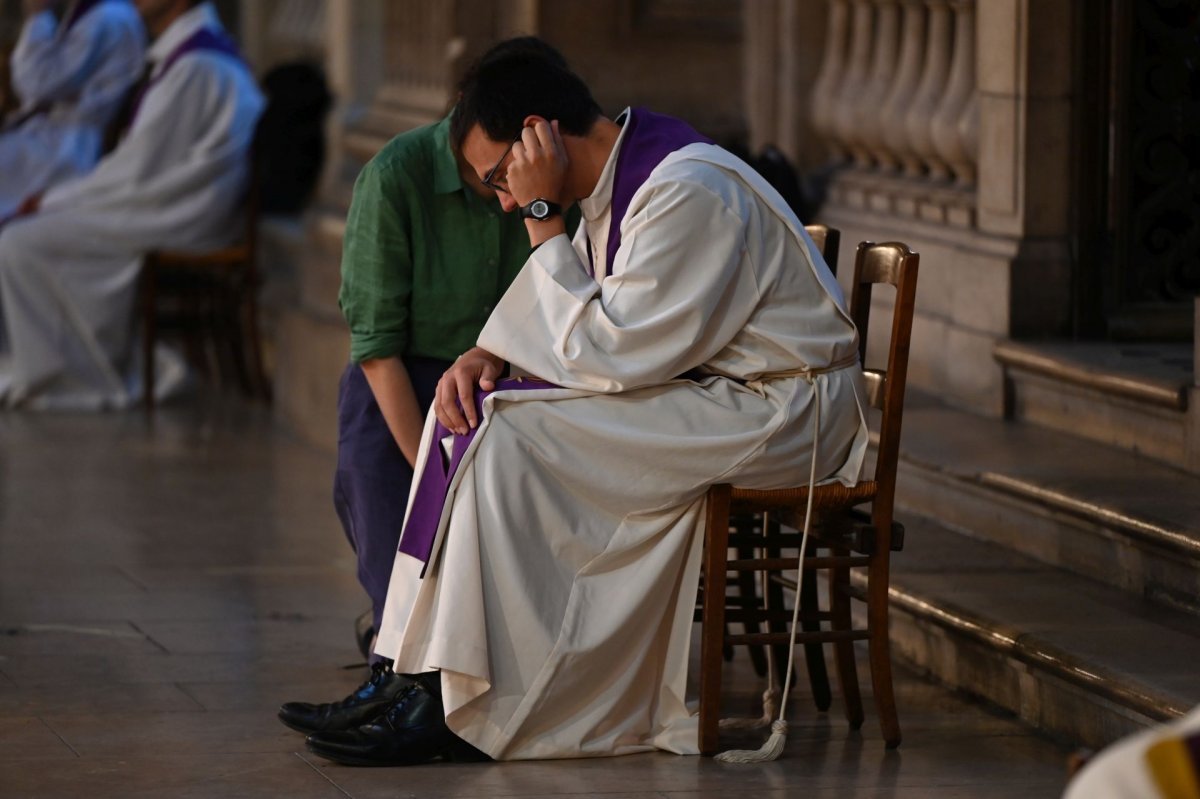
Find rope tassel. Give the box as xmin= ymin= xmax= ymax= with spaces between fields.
xmin=716 ymin=719 xmax=788 ymax=763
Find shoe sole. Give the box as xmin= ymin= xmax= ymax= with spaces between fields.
xmin=304 ymin=738 xmax=491 ymax=767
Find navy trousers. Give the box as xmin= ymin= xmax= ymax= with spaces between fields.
xmin=332 ymin=357 xmax=452 ymax=656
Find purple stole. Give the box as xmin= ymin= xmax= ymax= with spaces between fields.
xmin=589 ymin=108 xmax=713 ymax=278
xmin=128 ymin=27 xmax=247 ymax=127
xmin=397 ymin=108 xmax=713 ymax=568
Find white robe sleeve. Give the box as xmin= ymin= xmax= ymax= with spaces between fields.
xmin=478 ymin=176 xmax=764 ymax=392
xmin=11 ymin=10 xmax=109 ymax=107
xmin=39 ymin=51 xmax=264 ymax=251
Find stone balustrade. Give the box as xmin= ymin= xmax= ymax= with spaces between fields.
xmin=811 ymin=0 xmax=979 ymax=227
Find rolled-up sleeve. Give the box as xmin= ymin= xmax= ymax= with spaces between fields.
xmin=338 ymin=160 xmax=412 ymax=363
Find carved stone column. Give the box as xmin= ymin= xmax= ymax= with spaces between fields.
xmin=744 ymin=0 xmax=829 ymax=170
xmin=744 ymin=0 xmax=782 ymax=154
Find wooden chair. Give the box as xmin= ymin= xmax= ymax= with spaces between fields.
xmin=139 ymin=173 xmax=269 ymax=413
xmin=698 ymin=240 xmax=920 ymax=755
xmin=721 ymin=222 xmax=841 ymax=702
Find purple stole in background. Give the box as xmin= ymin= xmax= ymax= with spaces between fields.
xmin=397 ymin=108 xmax=714 ymax=569
xmin=127 ymin=28 xmax=247 ymax=127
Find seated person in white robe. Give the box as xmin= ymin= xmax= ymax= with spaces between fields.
xmin=0 ymin=0 xmax=263 ymax=409
xmin=1064 ymin=704 xmax=1200 ymax=799
xmin=298 ymin=38 xmax=871 ymax=767
xmin=0 ymin=0 xmax=145 ymax=218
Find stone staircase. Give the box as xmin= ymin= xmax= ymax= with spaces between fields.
xmin=873 ymin=342 xmax=1200 ymax=750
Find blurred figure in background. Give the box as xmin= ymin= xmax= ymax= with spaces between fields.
xmin=1064 ymin=705 xmax=1200 ymax=799
xmin=0 ymin=0 xmax=263 ymax=409
xmin=0 ymin=0 xmax=145 ymax=218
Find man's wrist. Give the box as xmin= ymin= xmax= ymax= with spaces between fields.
xmin=525 ymin=218 xmax=566 ymax=248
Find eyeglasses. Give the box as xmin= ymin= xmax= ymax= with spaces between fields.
xmin=481 ymin=134 xmax=521 ymax=193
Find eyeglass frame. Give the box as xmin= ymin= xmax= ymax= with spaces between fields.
xmin=480 ymin=133 xmax=522 ymax=194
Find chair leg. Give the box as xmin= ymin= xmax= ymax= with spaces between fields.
xmin=240 ymin=274 xmax=270 ymax=401
xmin=220 ymin=278 xmax=252 ymax=395
xmin=734 ymin=514 xmax=768 ymax=677
xmin=699 ymin=484 xmax=732 ymax=756
xmin=140 ymin=264 xmax=157 ymax=416
xmin=800 ymin=542 xmax=832 ymax=711
xmin=830 ymin=552 xmax=864 ymax=729
xmin=868 ymin=549 xmax=901 ymax=748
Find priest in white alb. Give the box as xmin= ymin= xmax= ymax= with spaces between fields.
xmin=0 ymin=0 xmax=263 ymax=409
xmin=300 ymin=38 xmax=870 ymax=767
xmin=0 ymin=0 xmax=145 ymax=218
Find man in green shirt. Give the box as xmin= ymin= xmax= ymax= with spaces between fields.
xmin=278 ymin=38 xmax=579 ymax=739
xmin=333 ymin=109 xmax=535 ymax=644
xmin=278 ymin=116 xmax=534 ymax=735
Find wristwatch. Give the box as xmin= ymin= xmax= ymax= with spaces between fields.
xmin=519 ymin=198 xmax=562 ymax=221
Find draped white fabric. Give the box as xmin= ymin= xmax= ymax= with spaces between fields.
xmin=0 ymin=3 xmax=264 ymax=409
xmin=375 ymin=126 xmax=870 ymax=760
xmin=0 ymin=0 xmax=145 ymax=217
xmin=1064 ymin=705 xmax=1200 ymax=799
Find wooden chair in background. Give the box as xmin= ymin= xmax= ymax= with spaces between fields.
xmin=698 ymin=240 xmax=920 ymax=755
xmin=139 ymin=173 xmax=270 ymax=413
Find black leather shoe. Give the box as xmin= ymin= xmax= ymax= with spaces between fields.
xmin=304 ymin=678 xmax=490 ymax=767
xmin=278 ymin=662 xmax=412 ymax=734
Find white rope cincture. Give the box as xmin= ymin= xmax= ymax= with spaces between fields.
xmin=715 ymin=385 xmax=821 ymax=764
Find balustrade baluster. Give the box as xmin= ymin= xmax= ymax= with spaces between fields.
xmin=810 ymin=0 xmax=853 ymax=162
xmin=956 ymin=90 xmax=979 ymax=187
xmin=901 ymin=0 xmax=953 ymax=178
xmin=856 ymin=0 xmax=902 ymax=168
xmin=879 ymin=0 xmax=927 ymax=173
xmin=930 ymin=0 xmax=976 ymax=184
xmin=831 ymin=0 xmax=876 ymax=163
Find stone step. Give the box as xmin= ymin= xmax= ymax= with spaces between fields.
xmin=871 ymin=515 xmax=1198 ymax=750
xmin=893 ymin=396 xmax=1200 ymax=616
xmin=994 ymin=340 xmax=1196 ymax=470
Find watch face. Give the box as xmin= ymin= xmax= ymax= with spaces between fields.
xmin=530 ymin=200 xmax=549 ymax=219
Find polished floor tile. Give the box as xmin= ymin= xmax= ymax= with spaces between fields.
xmin=0 ymin=404 xmax=1073 ymax=797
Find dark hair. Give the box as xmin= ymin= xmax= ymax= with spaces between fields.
xmin=449 ymin=37 xmax=602 ymax=149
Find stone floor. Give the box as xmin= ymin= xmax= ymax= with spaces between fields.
xmin=0 ymin=398 xmax=1074 ymax=798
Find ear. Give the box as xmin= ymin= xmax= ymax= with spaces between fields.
xmin=522 ymin=114 xmax=549 ymax=130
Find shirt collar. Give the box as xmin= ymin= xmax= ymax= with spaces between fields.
xmin=579 ymin=107 xmax=631 ymax=223
xmin=148 ymin=2 xmax=221 ymax=69
xmin=431 ymin=115 xmax=462 ymax=195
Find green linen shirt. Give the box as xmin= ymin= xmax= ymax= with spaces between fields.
xmin=338 ymin=116 xmax=536 ymax=363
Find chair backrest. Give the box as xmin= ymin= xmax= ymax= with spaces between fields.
xmin=804 ymin=223 xmax=841 ymax=277
xmin=848 ymin=241 xmax=919 ymax=509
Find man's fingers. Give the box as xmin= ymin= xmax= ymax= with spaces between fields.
xmin=433 ymin=375 xmax=460 ymax=431
xmin=455 ymin=370 xmax=478 ymax=431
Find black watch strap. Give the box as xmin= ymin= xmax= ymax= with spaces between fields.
xmin=519 ymin=198 xmax=562 ymax=221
